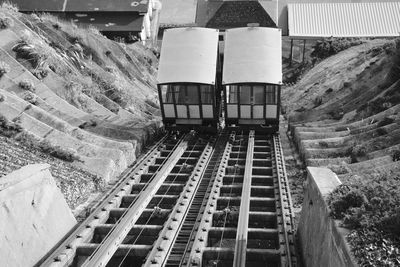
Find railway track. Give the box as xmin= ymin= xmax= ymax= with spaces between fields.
xmin=38 ymin=131 xmax=296 ymax=267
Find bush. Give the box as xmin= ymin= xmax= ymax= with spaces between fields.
xmin=32 ymin=68 xmax=48 ymax=79
xmin=377 ymin=117 xmax=395 ymax=127
xmin=0 ymin=14 xmax=13 ymax=29
xmin=23 ymin=92 xmax=38 ymax=105
xmin=19 ymin=79 xmax=35 ymax=92
xmin=311 ymin=37 xmax=363 ymax=60
xmin=376 ymin=127 xmax=388 ymax=136
xmin=0 ymin=94 xmax=4 ymax=102
xmin=346 ymin=144 xmax=368 ymax=163
xmin=38 ymin=139 xmax=80 ymax=162
xmin=0 ymin=61 xmax=9 ymax=77
xmin=328 ymin=172 xmax=400 ymax=237
xmin=0 ymin=115 xmax=23 ymax=137
xmin=392 ymin=150 xmax=400 ymax=161
xmin=0 ymin=1 xmax=19 ymax=13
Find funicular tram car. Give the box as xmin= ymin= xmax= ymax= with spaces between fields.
xmin=157 ymin=27 xmax=221 ymax=133
xmin=223 ymin=27 xmax=282 ymax=132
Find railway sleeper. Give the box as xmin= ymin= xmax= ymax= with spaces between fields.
xmin=139 ymin=173 xmax=190 ymax=183
xmin=107 ymin=208 xmax=172 ymax=225
xmin=202 ymin=247 xmax=281 ymax=264
xmin=120 ymin=194 xmax=179 ymax=208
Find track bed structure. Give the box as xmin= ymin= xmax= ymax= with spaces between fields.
xmin=39 ymin=131 xmax=296 ymax=267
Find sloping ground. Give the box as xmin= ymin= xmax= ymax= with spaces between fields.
xmin=283 ymin=38 xmax=400 ymax=266
xmin=0 ymin=5 xmax=162 ymax=212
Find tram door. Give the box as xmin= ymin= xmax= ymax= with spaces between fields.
xmin=239 ymin=85 xmax=264 ymax=119
xmin=176 ymin=85 xmax=200 ymax=119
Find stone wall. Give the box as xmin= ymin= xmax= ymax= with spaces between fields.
xmin=0 ymin=164 xmax=76 ymax=267
xmin=298 ymin=167 xmax=358 ymax=267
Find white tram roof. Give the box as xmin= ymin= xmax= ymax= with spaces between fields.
xmin=157 ymin=27 xmax=219 ymax=85
xmin=222 ymin=27 xmax=282 ymax=85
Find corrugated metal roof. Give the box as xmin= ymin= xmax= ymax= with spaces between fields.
xmin=157 ymin=27 xmax=219 ymax=85
xmin=222 ymin=27 xmax=282 ymax=85
xmin=288 ymin=2 xmax=400 ymax=38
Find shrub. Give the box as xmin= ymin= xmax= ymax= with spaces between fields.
xmin=0 ymin=115 xmax=23 ymax=137
xmin=314 ymin=96 xmax=322 ymax=107
xmin=38 ymin=139 xmax=80 ymax=162
xmin=346 ymin=144 xmax=368 ymax=163
xmin=328 ymin=173 xmax=400 ymax=236
xmin=377 ymin=117 xmax=395 ymax=127
xmin=319 ymin=141 xmax=329 ymax=148
xmin=392 ymin=150 xmax=400 ymax=161
xmin=0 ymin=1 xmax=19 ymax=13
xmin=32 ymin=68 xmax=48 ymax=79
xmin=0 ymin=94 xmax=4 ymax=102
xmin=376 ymin=127 xmax=388 ymax=136
xmin=0 ymin=14 xmax=13 ymax=29
xmin=0 ymin=61 xmax=9 ymax=78
xmin=311 ymin=37 xmax=363 ymax=60
xmin=12 ymin=40 xmax=47 ymax=69
xmin=328 ymin=109 xmax=344 ymax=120
xmin=23 ymin=92 xmax=38 ymax=105
xmin=19 ymin=79 xmax=35 ymax=92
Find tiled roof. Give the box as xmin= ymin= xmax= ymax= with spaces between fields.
xmin=288 ymin=2 xmax=400 ymax=38
xmin=206 ymin=1 xmax=276 ymax=29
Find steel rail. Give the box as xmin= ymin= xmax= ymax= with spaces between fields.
xmin=187 ymin=131 xmax=236 ymax=266
xmin=117 ymin=133 xmax=208 ymax=266
xmin=273 ymin=134 xmax=295 ymax=267
xmin=142 ymin=135 xmax=217 ymax=266
xmin=215 ymin=131 xmax=244 ymax=264
xmin=38 ymin=134 xmax=170 ymax=267
xmin=233 ymin=130 xmax=255 ymax=267
xmin=80 ymin=135 xmax=190 ymax=267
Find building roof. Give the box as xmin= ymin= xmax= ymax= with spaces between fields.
xmin=66 ymin=13 xmax=144 ymax=32
xmin=222 ymin=27 xmax=282 ymax=85
xmin=206 ymin=1 xmax=276 ymax=29
xmin=12 ymin=0 xmax=148 ymax=13
xmin=288 ymin=2 xmax=400 ymax=38
xmin=159 ymin=0 xmax=197 ymax=27
xmin=157 ymin=27 xmax=219 ymax=85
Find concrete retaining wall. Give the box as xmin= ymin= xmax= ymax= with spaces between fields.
xmin=298 ymin=167 xmax=358 ymax=267
xmin=0 ymin=164 xmax=76 ymax=267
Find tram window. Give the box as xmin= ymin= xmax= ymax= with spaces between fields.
xmin=161 ymin=85 xmax=175 ymax=103
xmin=240 ymin=85 xmax=251 ymax=104
xmin=266 ymin=85 xmax=276 ymax=104
xmin=227 ymin=85 xmax=238 ymax=104
xmin=186 ymin=85 xmax=199 ymax=104
xmin=175 ymin=85 xmax=186 ymax=104
xmin=253 ymin=85 xmax=264 ymax=104
xmin=201 ymin=85 xmax=213 ymax=104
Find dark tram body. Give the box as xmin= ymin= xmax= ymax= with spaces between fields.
xmin=223 ymin=27 xmax=282 ymax=133
xmin=157 ymin=27 xmax=221 ymax=133
xmin=157 ymin=26 xmax=282 ymax=133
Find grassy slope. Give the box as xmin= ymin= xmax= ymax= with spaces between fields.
xmin=283 ymin=38 xmax=400 ymax=266
xmin=0 ymin=3 xmax=162 ymax=212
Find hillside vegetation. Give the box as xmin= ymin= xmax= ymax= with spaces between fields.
xmin=0 ymin=3 xmax=161 ymax=211
xmin=283 ymin=38 xmax=400 ymax=266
